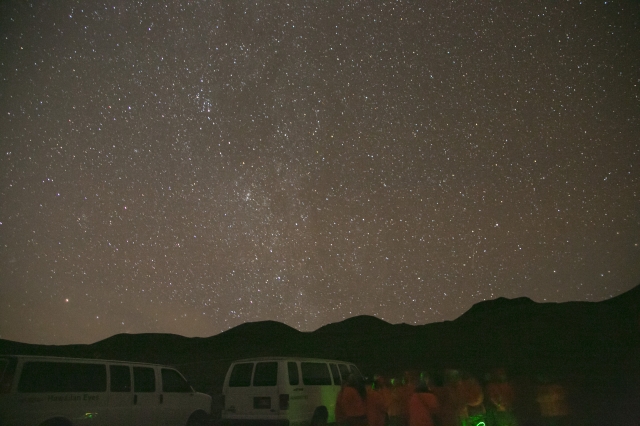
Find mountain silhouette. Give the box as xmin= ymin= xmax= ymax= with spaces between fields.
xmin=314 ymin=314 xmax=397 ymax=334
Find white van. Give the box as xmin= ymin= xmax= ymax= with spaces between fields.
xmin=221 ymin=357 xmax=363 ymax=426
xmin=0 ymin=354 xmax=211 ymax=426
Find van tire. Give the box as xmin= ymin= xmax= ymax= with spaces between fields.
xmin=310 ymin=406 xmax=328 ymax=426
xmin=39 ymin=419 xmax=72 ymax=426
xmin=186 ymin=410 xmax=210 ymax=426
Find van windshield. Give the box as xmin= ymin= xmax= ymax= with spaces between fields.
xmin=349 ymin=365 xmax=364 ymax=380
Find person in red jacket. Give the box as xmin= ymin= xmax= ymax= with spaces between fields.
xmin=409 ymin=373 xmax=440 ymax=426
xmin=336 ymin=374 xmax=368 ymax=426
xmin=398 ymin=371 xmax=417 ymax=426
xmin=367 ymin=375 xmax=390 ymax=426
xmin=388 ymin=377 xmax=404 ymax=426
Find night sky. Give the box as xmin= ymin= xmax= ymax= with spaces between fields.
xmin=1 ymin=1 xmax=638 ymax=345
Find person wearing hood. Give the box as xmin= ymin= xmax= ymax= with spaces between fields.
xmin=409 ymin=372 xmax=440 ymax=426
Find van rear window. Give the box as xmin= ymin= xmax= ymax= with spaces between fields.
xmin=229 ymin=363 xmax=253 ymax=387
xmin=18 ymin=362 xmax=106 ymax=393
xmin=301 ymin=362 xmax=332 ymax=386
xmin=253 ymin=362 xmax=278 ymax=387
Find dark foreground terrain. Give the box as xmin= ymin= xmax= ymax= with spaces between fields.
xmin=2 ymin=284 xmax=639 ymax=425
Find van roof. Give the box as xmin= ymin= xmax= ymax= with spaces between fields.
xmin=231 ymin=356 xmax=356 ymax=364
xmin=0 ymin=354 xmax=171 ymax=368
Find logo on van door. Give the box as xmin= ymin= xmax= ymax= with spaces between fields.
xmin=47 ymin=395 xmax=82 ymax=402
xmin=44 ymin=394 xmax=99 ymax=402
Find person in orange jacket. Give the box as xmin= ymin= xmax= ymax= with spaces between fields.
xmin=460 ymin=372 xmax=485 ymax=426
xmin=367 ymin=375 xmax=390 ymax=426
xmin=402 ymin=371 xmax=418 ymax=425
xmin=484 ymin=368 xmax=518 ymax=426
xmin=379 ymin=375 xmax=393 ymax=421
xmin=536 ymin=374 xmax=569 ymax=426
xmin=388 ymin=377 xmax=404 ymax=426
xmin=336 ymin=374 xmax=368 ymax=426
xmin=409 ymin=373 xmax=440 ymax=426
xmin=485 ymin=368 xmax=514 ymax=413
xmin=434 ymin=369 xmax=466 ymax=426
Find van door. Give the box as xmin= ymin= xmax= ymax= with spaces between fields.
xmin=133 ymin=366 xmax=160 ymax=424
xmin=107 ymin=365 xmax=133 ymax=426
xmin=161 ymin=368 xmax=196 ymax=426
xmin=250 ymin=361 xmax=279 ymax=419
xmin=285 ymin=361 xmax=307 ymax=425
xmin=224 ymin=362 xmax=254 ymax=418
xmin=300 ymin=362 xmax=334 ymax=423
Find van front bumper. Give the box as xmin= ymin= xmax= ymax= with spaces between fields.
xmin=216 ymin=420 xmax=290 ymax=426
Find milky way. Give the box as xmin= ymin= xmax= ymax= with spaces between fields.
xmin=1 ymin=1 xmax=638 ymax=345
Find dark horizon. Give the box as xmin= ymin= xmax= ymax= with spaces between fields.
xmin=2 ymin=282 xmax=637 ymax=347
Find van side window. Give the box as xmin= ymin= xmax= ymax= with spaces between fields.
xmin=110 ymin=365 xmax=131 ymax=392
xmin=329 ymin=363 xmax=341 ymax=385
xmin=338 ymin=364 xmax=350 ymax=383
xmin=133 ymin=367 xmax=156 ymax=392
xmin=229 ymin=363 xmax=253 ymax=387
xmin=18 ymin=362 xmax=106 ymax=393
xmin=253 ymin=362 xmax=278 ymax=386
xmin=301 ymin=362 xmax=331 ymax=386
xmin=162 ymin=368 xmax=192 ymax=392
xmin=287 ymin=362 xmax=299 ymax=385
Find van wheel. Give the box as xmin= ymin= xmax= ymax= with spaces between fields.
xmin=310 ymin=406 xmax=328 ymax=426
xmin=186 ymin=410 xmax=210 ymax=426
xmin=39 ymin=419 xmax=72 ymax=426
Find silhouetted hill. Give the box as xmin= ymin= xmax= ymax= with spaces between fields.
xmin=218 ymin=320 xmax=301 ymax=339
xmin=457 ymin=296 xmax=536 ymax=322
xmin=1 ymin=284 xmax=639 ymax=423
xmin=314 ymin=314 xmax=396 ymax=334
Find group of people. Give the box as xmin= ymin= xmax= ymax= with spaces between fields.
xmin=335 ymin=369 xmax=520 ymax=426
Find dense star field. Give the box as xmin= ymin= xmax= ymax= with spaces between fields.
xmin=0 ymin=1 xmax=638 ymax=345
